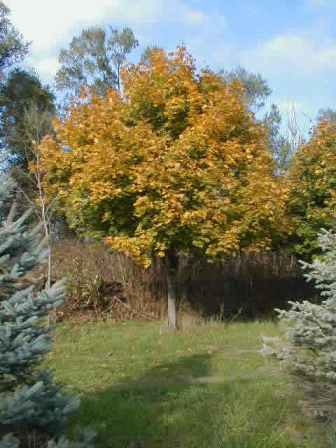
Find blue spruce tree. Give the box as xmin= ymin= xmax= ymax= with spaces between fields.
xmin=0 ymin=176 xmax=95 ymax=447
xmin=262 ymin=228 xmax=336 ymax=420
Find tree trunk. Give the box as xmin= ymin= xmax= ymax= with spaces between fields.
xmin=167 ymin=268 xmax=177 ymax=330
xmin=166 ymin=251 xmax=178 ymax=330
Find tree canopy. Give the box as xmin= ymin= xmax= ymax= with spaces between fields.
xmin=317 ymin=108 xmax=336 ymax=124
xmin=287 ymin=120 xmax=336 ymax=259
xmin=222 ymin=67 xmax=292 ymax=174
xmin=0 ymin=1 xmax=28 ymax=76
xmin=221 ymin=67 xmax=272 ymax=112
xmin=55 ymin=26 xmax=138 ymax=99
xmin=40 ymin=47 xmax=289 ymax=267
xmin=0 ymin=68 xmax=55 ymax=168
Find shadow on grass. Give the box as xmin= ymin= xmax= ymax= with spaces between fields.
xmin=76 ymin=352 xmax=325 ymax=448
xmin=78 ymin=353 xmax=216 ymax=447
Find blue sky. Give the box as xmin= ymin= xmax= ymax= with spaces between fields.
xmin=6 ymin=0 xmax=336 ymax=129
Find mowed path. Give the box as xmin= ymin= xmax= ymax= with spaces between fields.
xmin=49 ymin=320 xmax=331 ymax=448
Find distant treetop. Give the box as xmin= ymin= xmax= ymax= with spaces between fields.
xmin=55 ymin=26 xmax=138 ymax=100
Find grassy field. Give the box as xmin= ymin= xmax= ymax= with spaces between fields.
xmin=49 ymin=320 xmax=333 ymax=448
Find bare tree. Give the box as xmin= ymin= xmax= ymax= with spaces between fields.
xmin=17 ymin=104 xmax=57 ymax=289
xmin=286 ymin=103 xmax=305 ymax=153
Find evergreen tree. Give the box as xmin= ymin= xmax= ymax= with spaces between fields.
xmin=0 ymin=176 xmax=94 ymax=447
xmin=0 ymin=1 xmax=28 ymax=76
xmin=262 ymin=228 xmax=336 ymax=418
xmin=276 ymin=229 xmax=336 ymax=381
xmin=0 ymin=69 xmax=55 ymax=169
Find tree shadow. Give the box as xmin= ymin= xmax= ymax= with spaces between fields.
xmin=73 ymin=348 xmax=327 ymax=448
xmin=78 ymin=352 xmax=216 ymax=448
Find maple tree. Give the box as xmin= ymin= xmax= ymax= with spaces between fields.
xmin=39 ymin=48 xmax=289 ymax=329
xmin=287 ymin=119 xmax=336 ymax=259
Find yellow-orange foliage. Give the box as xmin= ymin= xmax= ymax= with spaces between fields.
xmin=40 ymin=47 xmax=289 ymax=266
xmin=287 ymin=119 xmax=336 ymax=258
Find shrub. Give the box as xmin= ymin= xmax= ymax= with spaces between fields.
xmin=52 ymin=240 xmax=161 ymax=321
xmin=53 ymin=239 xmax=314 ymax=321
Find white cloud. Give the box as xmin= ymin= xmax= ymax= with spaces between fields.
xmin=7 ymin=0 xmax=114 ymax=52
xmin=240 ymin=33 xmax=336 ymax=78
xmin=27 ymin=55 xmax=60 ymax=82
xmin=5 ymin=0 xmax=211 ymax=80
xmin=6 ymin=0 xmax=209 ymax=51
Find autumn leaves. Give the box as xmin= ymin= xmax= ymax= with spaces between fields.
xmin=38 ymin=48 xmax=335 ymax=266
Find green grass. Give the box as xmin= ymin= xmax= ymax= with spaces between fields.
xmin=48 ymin=320 xmax=333 ymax=447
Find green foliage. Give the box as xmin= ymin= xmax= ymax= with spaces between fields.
xmin=317 ymin=108 xmax=336 ymax=123
xmin=0 ymin=68 xmax=55 ymax=169
xmin=221 ymin=66 xmax=272 ymax=111
xmin=0 ymin=431 xmax=96 ymax=448
xmin=46 ymin=431 xmax=96 ymax=448
xmin=221 ymin=68 xmax=292 ymax=173
xmin=55 ymin=26 xmax=138 ymax=99
xmin=0 ymin=179 xmax=47 ymax=300
xmin=264 ymin=104 xmax=292 ymax=174
xmin=0 ymin=2 xmax=28 ymax=75
xmin=0 ymin=174 xmax=15 ymax=220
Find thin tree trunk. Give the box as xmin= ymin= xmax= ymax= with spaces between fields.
xmin=34 ymin=149 xmax=54 ymax=325
xmin=166 ymin=250 xmax=178 ymax=330
xmin=47 ymin=249 xmax=52 ymax=290
xmin=35 ymin=150 xmax=52 ymax=290
xmin=167 ymin=268 xmax=177 ymax=330
xmin=117 ymin=64 xmax=121 ymax=93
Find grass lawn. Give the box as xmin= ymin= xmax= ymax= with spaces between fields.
xmin=49 ymin=320 xmax=333 ymax=447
